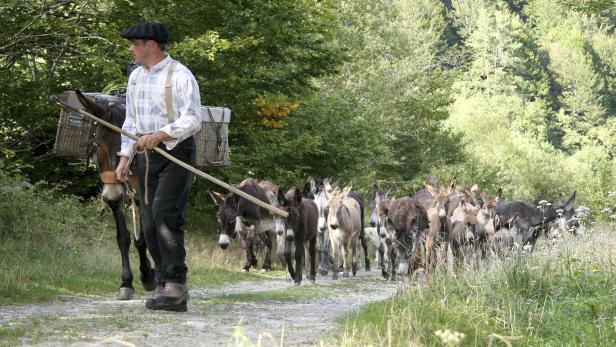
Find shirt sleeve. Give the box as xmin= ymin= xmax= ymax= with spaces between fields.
xmin=159 ymin=68 xmax=202 ymax=150
xmin=118 ymin=70 xmax=138 ymax=157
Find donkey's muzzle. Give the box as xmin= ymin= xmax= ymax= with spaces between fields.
xmin=330 ymin=224 xmax=339 ymax=230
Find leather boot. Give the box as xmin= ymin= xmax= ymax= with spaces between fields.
xmin=145 ymin=282 xmax=188 ymax=312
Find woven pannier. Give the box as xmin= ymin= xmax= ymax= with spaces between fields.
xmin=196 ymin=106 xmax=231 ymax=167
xmin=53 ymin=91 xmax=97 ymax=158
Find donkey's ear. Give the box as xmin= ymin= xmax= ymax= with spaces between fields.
xmin=448 ymin=177 xmax=457 ymax=192
xmin=208 ymin=190 xmax=225 ymax=206
xmin=225 ymin=193 xmax=237 ymax=207
xmin=496 ymin=187 xmax=502 ymax=200
xmin=563 ymin=191 xmax=576 ymax=211
xmin=471 ymin=183 xmax=481 ymax=194
xmin=293 ymin=187 xmax=303 ymax=206
xmin=384 ymin=186 xmax=393 ymax=198
xmin=277 ymin=188 xmax=289 ymax=207
xmin=559 ymin=192 xmax=566 ymax=204
xmin=75 ymin=90 xmax=104 ymax=116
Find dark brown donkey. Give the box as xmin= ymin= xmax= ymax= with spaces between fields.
xmin=74 ymin=90 xmax=156 ymax=299
xmin=385 ymin=197 xmax=428 ymax=278
xmin=277 ymin=187 xmax=318 ymax=285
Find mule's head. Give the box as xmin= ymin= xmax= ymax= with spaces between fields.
xmin=75 ymin=90 xmax=127 ymax=205
xmin=209 ymin=190 xmax=237 ymax=249
xmin=277 ymin=187 xmax=302 ymax=242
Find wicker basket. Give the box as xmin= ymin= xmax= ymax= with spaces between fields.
xmin=197 ymin=106 xmax=231 ymax=167
xmin=53 ymin=91 xmax=94 ymax=158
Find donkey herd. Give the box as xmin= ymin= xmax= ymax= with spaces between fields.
xmin=208 ymin=176 xmax=578 ymax=285
xmin=71 ymin=91 xmax=578 ymax=298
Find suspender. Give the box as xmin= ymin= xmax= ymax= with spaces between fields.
xmin=130 ymin=60 xmax=178 ymax=129
xmin=165 ymin=61 xmax=178 ymax=123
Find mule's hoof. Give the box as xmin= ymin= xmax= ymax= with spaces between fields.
xmin=382 ymin=271 xmax=389 ymax=279
xmin=260 ymin=268 xmax=271 ymax=273
xmin=141 ymin=271 xmax=157 ymax=292
xmin=343 ymin=272 xmax=350 ymax=278
xmin=319 ymin=269 xmax=328 ymax=276
xmin=117 ymin=287 xmax=134 ymax=300
xmin=332 ymin=273 xmax=338 ymax=280
xmin=294 ymin=281 xmax=301 ymax=287
xmin=243 ymin=268 xmax=250 ymax=273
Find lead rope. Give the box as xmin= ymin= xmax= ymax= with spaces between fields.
xmin=122 ymin=144 xmax=150 ymax=205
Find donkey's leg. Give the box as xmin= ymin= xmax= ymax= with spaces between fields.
xmin=284 ymin=239 xmax=296 ymax=280
xmin=350 ymin=234 xmax=359 ymax=276
xmin=387 ymin=240 xmax=396 ymax=281
xmin=320 ymin=229 xmax=330 ymax=276
xmin=247 ymin=225 xmax=258 ymax=268
xmin=341 ymin=238 xmax=350 ymax=278
xmin=378 ymin=241 xmax=387 ymax=278
xmin=241 ymin=236 xmax=252 ymax=272
xmin=261 ymin=230 xmax=273 ymax=272
xmin=109 ymin=202 xmax=134 ymax=300
xmin=307 ymin=238 xmax=317 ymax=282
xmin=358 ymin=228 xmax=370 ymax=271
xmin=293 ymin=236 xmax=305 ymax=286
xmin=330 ymin=235 xmax=340 ymax=280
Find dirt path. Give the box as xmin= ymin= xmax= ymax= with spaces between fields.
xmin=0 ymin=270 xmax=401 ymax=346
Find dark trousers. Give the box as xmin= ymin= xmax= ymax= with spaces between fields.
xmin=137 ymin=136 xmax=196 ymax=284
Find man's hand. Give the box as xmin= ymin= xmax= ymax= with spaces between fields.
xmin=136 ymin=131 xmax=172 ymax=151
xmin=116 ymin=156 xmax=130 ymax=182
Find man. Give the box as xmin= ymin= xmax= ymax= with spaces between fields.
xmin=115 ymin=22 xmax=202 ymax=312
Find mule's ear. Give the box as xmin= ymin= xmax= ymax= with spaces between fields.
xmin=384 ymin=186 xmax=393 ymax=198
xmin=563 ymin=191 xmax=576 ymax=211
xmin=342 ymin=181 xmax=352 ymax=195
xmin=293 ymin=187 xmax=303 ymax=206
xmin=471 ymin=183 xmax=481 ymax=194
xmin=208 ymin=190 xmax=225 ymax=206
xmin=496 ymin=187 xmax=502 ymax=199
xmin=75 ymin=90 xmax=104 ymax=116
xmin=559 ymin=192 xmax=566 ymax=204
xmin=277 ymin=188 xmax=289 ymax=207
xmin=331 ymin=179 xmax=340 ymax=191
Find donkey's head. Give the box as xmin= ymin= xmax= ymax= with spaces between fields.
xmin=277 ymin=187 xmax=303 ymax=242
xmin=546 ymin=191 xmax=577 ymax=229
xmin=314 ymin=184 xmax=329 ymax=233
xmin=75 ymin=90 xmax=127 ymax=205
xmin=209 ymin=190 xmax=238 ymax=249
xmin=369 ymin=184 xmax=391 ymax=227
xmin=386 ymin=198 xmax=427 ymax=240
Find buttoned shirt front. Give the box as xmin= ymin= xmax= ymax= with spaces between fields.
xmin=119 ymin=55 xmax=202 ymax=157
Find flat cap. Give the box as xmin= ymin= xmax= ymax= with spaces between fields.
xmin=121 ymin=22 xmax=169 ymax=43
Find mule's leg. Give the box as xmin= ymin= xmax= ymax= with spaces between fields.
xmin=320 ymin=229 xmax=330 ymax=276
xmin=261 ymin=230 xmax=273 ymax=272
xmin=109 ymin=202 xmax=134 ymax=300
xmin=387 ymin=240 xmax=396 ymax=280
xmin=135 ymin=216 xmax=156 ymax=291
xmin=358 ymin=228 xmax=370 ymax=271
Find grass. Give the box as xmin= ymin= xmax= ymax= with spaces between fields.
xmin=330 ymin=226 xmax=616 ymax=346
xmin=0 ymin=172 xmax=283 ymax=307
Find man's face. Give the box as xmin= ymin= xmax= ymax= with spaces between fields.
xmin=129 ymin=39 xmax=153 ymax=65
